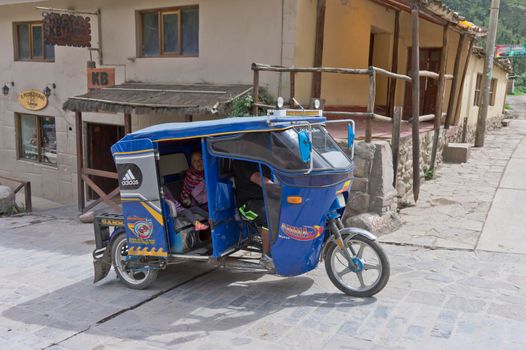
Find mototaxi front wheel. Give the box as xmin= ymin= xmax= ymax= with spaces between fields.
xmin=111 ymin=233 xmax=159 ymax=290
xmin=325 ymin=233 xmax=390 ymax=297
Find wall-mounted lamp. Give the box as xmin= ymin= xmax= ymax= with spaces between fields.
xmin=2 ymin=82 xmax=14 ymax=96
xmin=43 ymin=83 xmax=56 ymax=97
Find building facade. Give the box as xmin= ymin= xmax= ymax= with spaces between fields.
xmin=0 ymin=0 xmax=297 ymax=204
xmin=0 ymin=0 xmax=509 ymax=206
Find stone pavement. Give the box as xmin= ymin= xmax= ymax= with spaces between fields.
xmin=2 ymin=97 xmax=526 ymax=349
xmin=381 ymin=118 xmax=526 ymax=250
xmin=1 ymin=212 xmax=526 ymax=350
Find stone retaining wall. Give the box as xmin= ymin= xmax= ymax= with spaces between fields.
xmin=339 ymin=113 xmax=505 ymax=234
xmin=340 ymin=141 xmax=401 ymax=234
xmin=396 ymin=114 xmax=505 ymax=205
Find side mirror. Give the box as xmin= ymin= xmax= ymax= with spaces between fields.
xmin=298 ymin=130 xmax=312 ymax=163
xmin=347 ymin=124 xmax=355 ymax=150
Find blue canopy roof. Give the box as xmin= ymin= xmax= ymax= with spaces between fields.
xmin=118 ymin=116 xmax=326 ymax=143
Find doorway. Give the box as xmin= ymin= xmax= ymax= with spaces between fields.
xmin=404 ymin=48 xmax=442 ymax=119
xmin=86 ymin=123 xmax=124 ymax=200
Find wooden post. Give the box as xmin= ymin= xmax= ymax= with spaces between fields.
xmin=475 ymin=0 xmax=501 ymax=147
xmin=461 ymin=116 xmax=469 ymax=143
xmin=411 ymin=2 xmax=421 ymax=202
xmin=75 ymin=111 xmax=85 ymax=212
xmin=392 ymin=106 xmax=402 ymax=187
xmin=445 ymin=33 xmax=466 ymax=129
xmin=366 ymin=68 xmax=376 ymax=143
xmin=24 ymin=182 xmax=32 ymax=212
xmin=430 ymin=24 xmax=449 ymax=171
xmin=252 ymin=68 xmax=260 ymax=116
xmin=124 ymin=113 xmax=132 ymax=134
xmin=290 ymin=71 xmax=296 ymax=108
xmin=453 ymin=37 xmax=475 ymax=126
xmin=387 ymin=11 xmax=400 ymax=118
xmin=312 ymin=0 xmax=326 ymax=99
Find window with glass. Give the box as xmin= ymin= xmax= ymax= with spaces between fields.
xmin=474 ymin=74 xmax=498 ymax=107
xmin=138 ymin=6 xmax=199 ymax=57
xmin=17 ymin=114 xmax=57 ymax=166
xmin=489 ymin=78 xmax=498 ymax=106
xmin=209 ymin=126 xmax=352 ymax=173
xmin=474 ymin=74 xmax=482 ymax=106
xmin=14 ymin=22 xmax=55 ymax=61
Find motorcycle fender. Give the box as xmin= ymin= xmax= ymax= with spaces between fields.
xmin=93 ymin=246 xmax=112 ymax=283
xmin=339 ymin=227 xmax=377 ymax=241
xmin=320 ymin=227 xmax=376 ymax=262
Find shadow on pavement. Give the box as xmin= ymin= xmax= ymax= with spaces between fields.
xmin=2 ymin=261 xmax=376 ymax=348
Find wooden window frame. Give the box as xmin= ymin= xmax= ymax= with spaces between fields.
xmin=474 ymin=75 xmax=498 ymax=107
xmin=13 ymin=21 xmax=54 ymax=62
xmin=489 ymin=78 xmax=497 ymax=106
xmin=474 ymin=73 xmax=482 ymax=106
xmin=136 ymin=5 xmax=198 ymax=58
xmin=16 ymin=113 xmax=57 ymax=167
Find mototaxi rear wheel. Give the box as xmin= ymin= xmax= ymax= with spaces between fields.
xmin=324 ymin=233 xmax=390 ymax=297
xmin=111 ymin=233 xmax=159 ymax=290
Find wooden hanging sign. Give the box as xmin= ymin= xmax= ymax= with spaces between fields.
xmin=18 ymin=89 xmax=48 ymax=111
xmin=43 ymin=12 xmax=92 ymax=48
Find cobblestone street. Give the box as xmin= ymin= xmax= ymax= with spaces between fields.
xmin=1 ymin=98 xmax=526 ymax=349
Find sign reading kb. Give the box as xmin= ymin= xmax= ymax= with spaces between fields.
xmin=18 ymin=90 xmax=48 ymax=111
xmin=88 ymin=68 xmax=115 ymax=89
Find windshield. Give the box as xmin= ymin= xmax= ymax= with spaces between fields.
xmin=209 ymin=126 xmax=352 ymax=173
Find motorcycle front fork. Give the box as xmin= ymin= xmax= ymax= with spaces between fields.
xmin=329 ymin=218 xmax=358 ymax=270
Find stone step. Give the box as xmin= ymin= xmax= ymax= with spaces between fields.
xmin=443 ymin=143 xmax=471 ymax=163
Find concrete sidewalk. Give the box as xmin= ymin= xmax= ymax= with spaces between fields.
xmin=477 ymin=120 xmax=526 ymax=254
xmin=381 ymin=118 xmax=526 ymax=251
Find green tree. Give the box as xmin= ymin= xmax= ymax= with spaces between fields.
xmin=443 ymin=0 xmax=526 ymax=89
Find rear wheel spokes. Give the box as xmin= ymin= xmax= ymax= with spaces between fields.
xmin=115 ymin=239 xmax=148 ymax=284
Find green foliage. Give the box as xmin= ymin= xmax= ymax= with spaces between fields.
xmin=510 ymin=86 xmax=526 ymax=96
xmin=424 ymin=167 xmax=435 ymax=181
xmin=225 ymin=88 xmax=275 ymax=117
xmin=0 ymin=203 xmax=24 ymax=217
xmin=443 ymin=0 xmax=526 ymax=89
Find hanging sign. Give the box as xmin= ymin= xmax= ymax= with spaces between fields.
xmin=42 ymin=12 xmax=91 ymax=48
xmin=87 ymin=68 xmax=115 ymax=89
xmin=496 ymin=45 xmax=526 ymax=58
xmin=18 ymin=90 xmax=48 ymax=111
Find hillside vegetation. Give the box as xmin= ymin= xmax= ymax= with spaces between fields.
xmin=444 ymin=0 xmax=526 ymax=91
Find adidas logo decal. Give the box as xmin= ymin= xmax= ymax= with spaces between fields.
xmin=121 ymin=169 xmax=139 ymax=186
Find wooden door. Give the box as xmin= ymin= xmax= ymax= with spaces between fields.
xmin=87 ymin=123 xmax=125 ymax=200
xmin=404 ymin=48 xmax=442 ymax=119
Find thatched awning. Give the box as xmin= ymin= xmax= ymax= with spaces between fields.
xmin=63 ymin=83 xmax=253 ymax=116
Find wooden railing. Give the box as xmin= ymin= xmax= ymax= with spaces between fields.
xmin=81 ymin=167 xmax=121 ymax=213
xmin=252 ymin=63 xmax=412 ymax=142
xmin=251 ymin=61 xmax=456 ymax=202
xmin=0 ymin=176 xmax=32 ymax=212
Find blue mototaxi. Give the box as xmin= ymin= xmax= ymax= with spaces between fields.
xmin=92 ymin=111 xmax=390 ymax=297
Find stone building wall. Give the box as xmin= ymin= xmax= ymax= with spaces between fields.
xmin=396 ymin=126 xmax=461 ymax=205
xmin=394 ymin=113 xmax=505 ymax=205
xmin=460 ymin=112 xmax=506 ymax=145
xmin=341 ymin=141 xmax=400 ymax=234
xmin=340 ymin=112 xmax=505 ymax=233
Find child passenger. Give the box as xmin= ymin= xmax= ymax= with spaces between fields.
xmin=166 ymin=150 xmax=209 ymax=231
xmin=180 ymin=150 xmax=207 ymax=208
xmin=164 ymin=190 xmax=209 ymax=231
